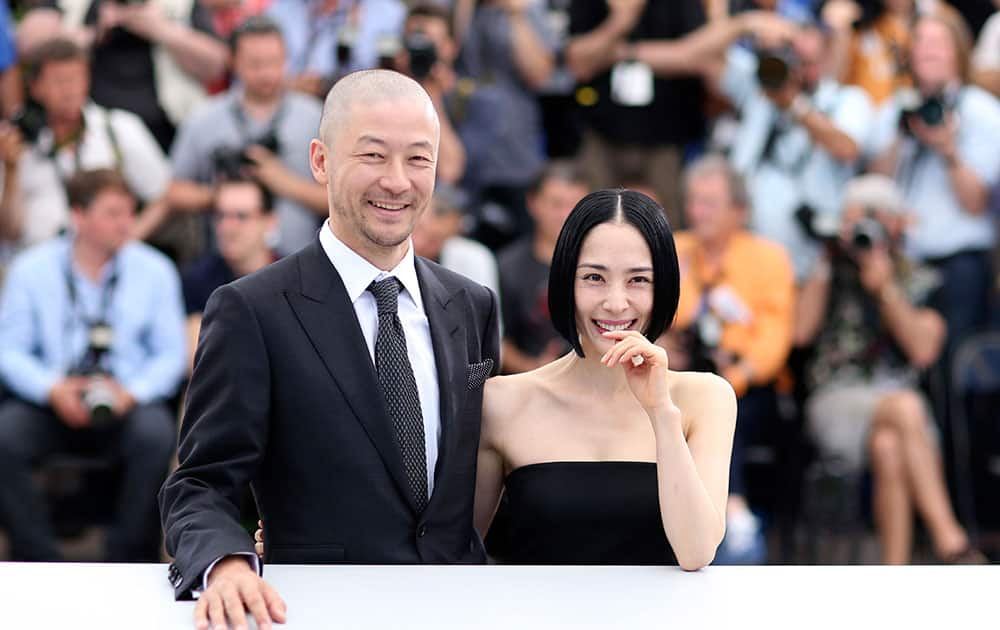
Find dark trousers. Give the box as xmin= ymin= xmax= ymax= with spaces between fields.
xmin=0 ymin=400 xmax=176 ymax=562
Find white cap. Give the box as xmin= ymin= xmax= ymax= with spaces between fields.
xmin=842 ymin=174 xmax=905 ymax=215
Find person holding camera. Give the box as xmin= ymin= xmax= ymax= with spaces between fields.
xmin=168 ymin=16 xmax=327 ymax=258
xmin=664 ymin=154 xmax=795 ymax=563
xmin=0 ymin=37 xmax=174 ymax=262
xmin=794 ymin=174 xmax=985 ymax=564
xmin=869 ymin=7 xmax=1000 ymax=362
xmin=0 ymin=168 xmax=186 ymax=562
xmin=717 ymin=20 xmax=873 ymax=281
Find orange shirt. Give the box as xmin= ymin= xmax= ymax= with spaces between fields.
xmin=845 ymin=15 xmax=912 ymax=105
xmin=673 ymin=231 xmax=795 ymax=397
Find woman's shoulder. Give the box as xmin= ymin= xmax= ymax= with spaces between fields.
xmin=668 ymin=371 xmax=738 ymax=432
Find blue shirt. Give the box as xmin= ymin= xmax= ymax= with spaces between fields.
xmin=266 ymin=0 xmax=406 ymax=78
xmin=869 ymin=85 xmax=1000 ymax=260
xmin=722 ymin=46 xmax=873 ymax=280
xmin=0 ymin=1 xmax=15 ymax=73
xmin=0 ymin=237 xmax=187 ymax=406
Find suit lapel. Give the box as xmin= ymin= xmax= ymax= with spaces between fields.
xmin=416 ymin=258 xmax=466 ymax=508
xmin=284 ymin=240 xmax=417 ymax=512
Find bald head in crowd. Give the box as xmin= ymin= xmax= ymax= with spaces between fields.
xmin=309 ymin=69 xmax=442 ymax=270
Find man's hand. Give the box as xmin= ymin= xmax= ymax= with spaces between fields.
xmin=606 ymin=0 xmax=646 ymax=36
xmin=739 ymin=11 xmax=797 ymax=46
xmin=764 ymin=79 xmax=799 ymax=110
xmin=821 ymin=0 xmax=862 ymax=31
xmin=243 ymin=145 xmax=293 ymax=193
xmin=0 ymin=122 xmax=24 ymax=168
xmin=114 ymin=2 xmax=173 ymax=43
xmin=196 ymin=556 xmax=287 ymax=630
xmin=106 ymin=379 xmax=138 ymax=417
xmin=48 ymin=377 xmax=91 ymax=429
xmin=857 ymin=245 xmax=895 ymax=296
xmin=908 ymin=114 xmax=958 ymax=162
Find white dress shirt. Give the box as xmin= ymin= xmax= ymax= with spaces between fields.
xmin=318 ymin=220 xmax=442 ymax=495
xmin=200 ymin=221 xmax=442 ymax=594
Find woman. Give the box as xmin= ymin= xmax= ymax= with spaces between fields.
xmin=259 ymin=189 xmax=737 ymax=569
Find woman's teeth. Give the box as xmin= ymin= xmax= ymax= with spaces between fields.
xmin=595 ymin=321 xmax=633 ymax=332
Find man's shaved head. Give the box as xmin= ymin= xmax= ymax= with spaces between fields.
xmin=319 ymin=69 xmax=439 ymax=146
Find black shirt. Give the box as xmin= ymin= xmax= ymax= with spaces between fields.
xmin=181 ymin=252 xmax=236 ymax=315
xmin=498 ymin=237 xmax=566 ymax=357
xmin=568 ymin=0 xmax=707 ymax=146
xmin=82 ymin=0 xmax=218 ymax=151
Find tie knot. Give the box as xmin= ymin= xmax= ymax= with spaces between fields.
xmin=368 ymin=277 xmax=401 ymax=315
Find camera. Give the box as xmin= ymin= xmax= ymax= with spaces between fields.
xmin=212 ymin=131 xmax=281 ymax=181
xmin=9 ymin=102 xmax=47 ymax=145
xmin=337 ymin=26 xmax=357 ymax=68
xmin=898 ymin=88 xmax=953 ymax=134
xmin=685 ymin=310 xmax=724 ymax=375
xmin=850 ymin=215 xmax=888 ymax=252
xmin=404 ymin=31 xmax=437 ymax=81
xmin=69 ymin=323 xmax=117 ymax=428
xmin=756 ymin=46 xmax=798 ymax=90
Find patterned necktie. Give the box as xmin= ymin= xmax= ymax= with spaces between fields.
xmin=368 ymin=277 xmax=428 ymax=512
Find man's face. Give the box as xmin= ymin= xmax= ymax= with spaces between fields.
xmin=72 ymin=188 xmax=136 ymax=256
xmin=234 ymin=34 xmax=286 ymax=102
xmin=311 ymin=97 xmax=439 ymax=263
xmin=528 ymin=178 xmax=589 ymax=242
xmin=212 ymin=182 xmax=275 ymax=267
xmin=911 ymin=19 xmax=959 ymax=91
xmin=30 ymin=59 xmax=89 ymax=124
xmin=792 ymin=29 xmax=826 ymax=91
xmin=684 ymin=173 xmax=743 ymax=246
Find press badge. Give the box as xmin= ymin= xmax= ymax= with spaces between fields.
xmin=610 ymin=61 xmax=654 ymax=107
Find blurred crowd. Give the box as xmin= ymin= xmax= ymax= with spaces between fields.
xmin=1 ymin=0 xmax=999 ymax=566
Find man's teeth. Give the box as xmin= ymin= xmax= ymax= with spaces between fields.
xmin=596 ymin=321 xmax=632 ymax=331
xmin=370 ymin=201 xmax=407 ymax=210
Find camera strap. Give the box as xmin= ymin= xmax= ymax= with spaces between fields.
xmin=230 ymin=97 xmax=288 ymax=149
xmin=64 ymin=251 xmax=120 ymax=331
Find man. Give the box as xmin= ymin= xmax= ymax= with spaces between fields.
xmin=18 ymin=0 xmax=229 ymax=150
xmin=718 ymin=21 xmax=873 ymax=281
xmin=411 ymin=186 xmax=499 ymax=298
xmin=181 ymin=178 xmax=278 ymax=371
xmin=498 ymin=162 xmax=588 ymax=374
xmin=159 ymin=70 xmax=501 ymax=629
xmin=0 ymin=38 xmax=173 ymax=260
xmin=169 ymin=15 xmax=327 ymax=258
xmin=795 ymin=174 xmax=983 ymax=564
xmin=667 ymin=154 xmax=795 ymax=563
xmin=0 ymin=168 xmax=186 ymax=562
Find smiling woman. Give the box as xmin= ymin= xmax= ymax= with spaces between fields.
xmin=473 ymin=189 xmax=737 ymax=571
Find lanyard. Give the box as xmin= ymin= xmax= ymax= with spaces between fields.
xmin=65 ymin=253 xmax=120 ymax=329
xmin=230 ymin=97 xmax=288 ymax=146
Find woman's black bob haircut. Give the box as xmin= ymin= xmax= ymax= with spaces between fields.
xmin=547 ymin=188 xmax=680 ymax=358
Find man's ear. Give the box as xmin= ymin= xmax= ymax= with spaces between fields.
xmin=309 ymin=139 xmax=327 ymax=185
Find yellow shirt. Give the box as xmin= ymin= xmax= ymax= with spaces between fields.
xmin=674 ymin=231 xmax=795 ymax=397
xmin=845 ymin=15 xmax=912 ymax=105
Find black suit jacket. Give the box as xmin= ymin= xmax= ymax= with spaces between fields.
xmin=159 ymin=238 xmax=501 ymax=599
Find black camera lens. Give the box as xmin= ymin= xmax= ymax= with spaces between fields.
xmin=755 ymin=47 xmax=796 ymax=91
xmin=405 ymin=31 xmax=437 ymax=81
xmin=9 ymin=103 xmax=47 ymax=145
xmin=851 ymin=217 xmax=887 ymax=252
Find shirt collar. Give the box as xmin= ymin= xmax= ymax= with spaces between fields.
xmin=318 ymin=220 xmax=424 ymax=312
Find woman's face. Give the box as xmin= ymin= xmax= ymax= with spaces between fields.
xmin=573 ymin=222 xmax=656 ymax=357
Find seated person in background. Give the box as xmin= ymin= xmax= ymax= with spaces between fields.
xmin=168 ymin=16 xmax=326 ymax=259
xmin=181 ymin=177 xmax=277 ymax=372
xmin=795 ymin=174 xmax=985 ymax=565
xmin=665 ymin=154 xmax=795 ymax=563
xmin=0 ymin=38 xmax=173 ymax=260
xmin=411 ymin=185 xmax=499 ymax=298
xmin=0 ymin=168 xmax=186 ymax=562
xmin=498 ymin=161 xmax=588 ymax=374
xmin=261 ymin=188 xmax=737 ymax=570
xmin=972 ymin=0 xmax=1000 ymax=97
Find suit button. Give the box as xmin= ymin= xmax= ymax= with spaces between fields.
xmin=417 ymin=525 xmax=427 ymax=538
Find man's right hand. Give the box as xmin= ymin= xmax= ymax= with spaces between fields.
xmin=196 ymin=556 xmax=287 ymax=630
xmin=0 ymin=122 xmax=24 ymax=168
xmin=48 ymin=377 xmax=91 ymax=429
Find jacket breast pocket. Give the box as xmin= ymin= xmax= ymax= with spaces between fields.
xmin=267 ymin=543 xmax=345 ymax=565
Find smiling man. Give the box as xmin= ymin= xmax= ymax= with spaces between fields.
xmin=159 ymin=70 xmax=501 ymax=630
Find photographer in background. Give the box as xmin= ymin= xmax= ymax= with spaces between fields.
xmin=168 ymin=15 xmax=325 ymax=258
xmin=716 ymin=20 xmax=873 ymax=282
xmin=0 ymin=168 xmax=186 ymax=562
xmin=665 ymin=155 xmax=795 ymax=563
xmin=794 ymin=174 xmax=985 ymax=565
xmin=869 ymin=7 xmax=1000 ymax=364
xmin=393 ymin=3 xmax=466 ymax=185
xmin=0 ymin=38 xmax=173 ymax=263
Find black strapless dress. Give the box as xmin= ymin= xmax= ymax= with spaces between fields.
xmin=490 ymin=461 xmax=678 ymax=565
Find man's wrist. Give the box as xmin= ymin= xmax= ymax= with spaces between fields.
xmin=789 ymin=93 xmax=814 ymax=120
